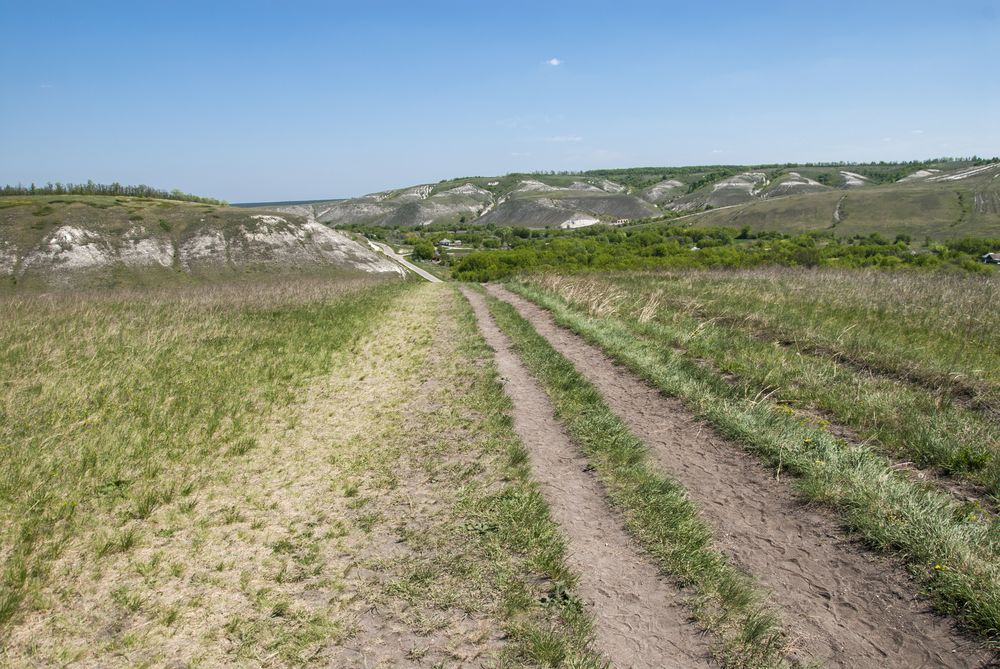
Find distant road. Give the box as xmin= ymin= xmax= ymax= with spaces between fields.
xmin=367 ymin=240 xmax=442 ymax=283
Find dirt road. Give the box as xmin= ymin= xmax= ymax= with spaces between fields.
xmin=462 ymin=286 xmax=714 ymax=669
xmin=486 ymin=284 xmax=996 ymax=669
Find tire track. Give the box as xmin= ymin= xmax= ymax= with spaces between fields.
xmin=487 ymin=284 xmax=995 ymax=669
xmin=461 ymin=287 xmax=713 ymax=669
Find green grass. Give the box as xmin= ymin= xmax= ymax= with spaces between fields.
xmin=603 ymin=268 xmax=1000 ymax=405
xmin=508 ymin=276 xmax=1000 ymax=649
xmin=0 ymin=277 xmax=403 ymax=631
xmin=414 ymin=287 xmax=604 ymax=666
xmin=483 ymin=289 xmax=793 ymax=668
xmin=530 ymin=271 xmax=1000 ymax=496
xmin=1 ymin=281 xmax=605 ymax=666
xmin=685 ymin=179 xmax=1000 ymax=240
xmin=411 ymin=258 xmax=452 ymax=281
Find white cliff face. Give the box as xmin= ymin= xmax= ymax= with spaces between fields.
xmin=179 ymin=229 xmax=228 ymax=269
xmin=0 ymin=240 xmax=17 ymax=277
xmin=641 ymin=180 xmax=684 ymax=203
xmin=226 ymin=215 xmax=402 ymax=274
xmin=4 ymin=212 xmax=400 ymax=283
xmin=439 ymin=183 xmax=492 ymax=198
xmin=303 ymin=223 xmax=404 ymax=275
xmin=928 ymin=163 xmax=1000 ymax=182
xmin=21 ymin=226 xmax=116 ymax=273
xmin=840 ymin=171 xmax=870 ymax=187
xmin=121 ymin=225 xmax=173 ymax=268
xmin=764 ymin=172 xmax=829 ymax=198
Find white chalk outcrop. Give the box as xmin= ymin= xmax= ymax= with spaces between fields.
xmin=5 ymin=213 xmax=401 ymax=283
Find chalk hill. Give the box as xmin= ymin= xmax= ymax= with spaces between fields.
xmin=0 ymin=195 xmax=402 ymax=288
xmin=260 ymin=159 xmax=1000 ymax=239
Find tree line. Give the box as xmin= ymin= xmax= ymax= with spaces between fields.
xmin=1 ymin=181 xmax=226 ymax=205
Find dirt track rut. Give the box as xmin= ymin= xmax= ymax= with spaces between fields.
xmin=461 ymin=287 xmax=713 ymax=669
xmin=487 ymin=284 xmax=995 ymax=669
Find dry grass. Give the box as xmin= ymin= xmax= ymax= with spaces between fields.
xmin=1 ymin=281 xmax=602 ymax=666
xmin=0 ymin=276 xmax=402 ymax=633
xmin=611 ymin=268 xmax=1000 ymax=405
xmin=512 ymin=272 xmax=1000 ymax=647
xmin=528 ymin=270 xmax=1000 ymax=494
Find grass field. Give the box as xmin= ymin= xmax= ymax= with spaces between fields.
xmin=3 ymin=260 xmax=998 ymax=666
xmin=507 ymin=270 xmax=1000 ymax=647
xmin=0 ymin=279 xmax=604 ymax=666
xmin=521 ymin=270 xmax=1000 ymax=493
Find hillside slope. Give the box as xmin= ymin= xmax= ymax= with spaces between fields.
xmin=0 ymin=195 xmax=402 ymax=288
xmin=278 ymin=175 xmax=658 ymax=230
xmin=681 ymin=162 xmax=1000 ymax=239
xmin=263 ymin=159 xmax=1000 ymax=238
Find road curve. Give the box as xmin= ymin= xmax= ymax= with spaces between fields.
xmin=367 ymin=240 xmax=442 ymax=283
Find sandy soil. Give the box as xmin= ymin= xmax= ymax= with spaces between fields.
xmin=487 ymin=284 xmax=996 ymax=669
xmin=461 ymin=287 xmax=714 ymax=669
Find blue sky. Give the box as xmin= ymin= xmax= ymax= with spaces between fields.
xmin=1 ymin=0 xmax=998 ymax=202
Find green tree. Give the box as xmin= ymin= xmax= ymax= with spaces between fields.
xmin=411 ymin=241 xmax=436 ymax=260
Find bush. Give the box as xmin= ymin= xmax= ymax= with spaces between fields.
xmin=411 ymin=242 xmax=436 ymax=260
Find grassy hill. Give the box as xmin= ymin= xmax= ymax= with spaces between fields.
xmin=0 ymin=195 xmax=402 ymax=289
xmin=672 ymin=162 xmax=1000 ymax=240
xmin=259 ymin=158 xmax=1000 ymax=239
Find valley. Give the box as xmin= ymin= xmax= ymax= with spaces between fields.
xmin=2 ymin=167 xmax=998 ymax=667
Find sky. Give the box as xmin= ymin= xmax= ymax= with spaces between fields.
xmin=1 ymin=0 xmax=998 ymax=202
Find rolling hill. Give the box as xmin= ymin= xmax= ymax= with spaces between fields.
xmin=264 ymin=174 xmax=659 ymax=230
xmin=253 ymin=158 xmax=1000 ymax=240
xmin=682 ymin=161 xmax=1000 ymax=240
xmin=7 ymin=158 xmax=998 ymax=288
xmin=0 ymin=195 xmax=402 ymax=288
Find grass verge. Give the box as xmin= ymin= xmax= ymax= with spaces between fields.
xmin=508 ymin=278 xmax=1000 ymax=650
xmin=530 ymin=273 xmax=1000 ymax=497
xmin=483 ymin=289 xmax=793 ymax=668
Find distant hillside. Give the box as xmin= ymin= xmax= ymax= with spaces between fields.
xmin=0 ymin=195 xmax=402 ymax=289
xmin=678 ymin=161 xmax=1000 ymax=240
xmin=261 ymin=158 xmax=1000 ymax=239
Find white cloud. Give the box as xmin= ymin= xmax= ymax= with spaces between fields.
xmin=543 ymin=135 xmax=582 ymax=143
xmin=546 ymin=58 xmax=562 ymax=66
xmin=911 ymin=129 xmax=924 ymax=134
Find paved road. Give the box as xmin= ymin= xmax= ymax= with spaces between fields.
xmin=367 ymin=240 xmax=442 ymax=283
